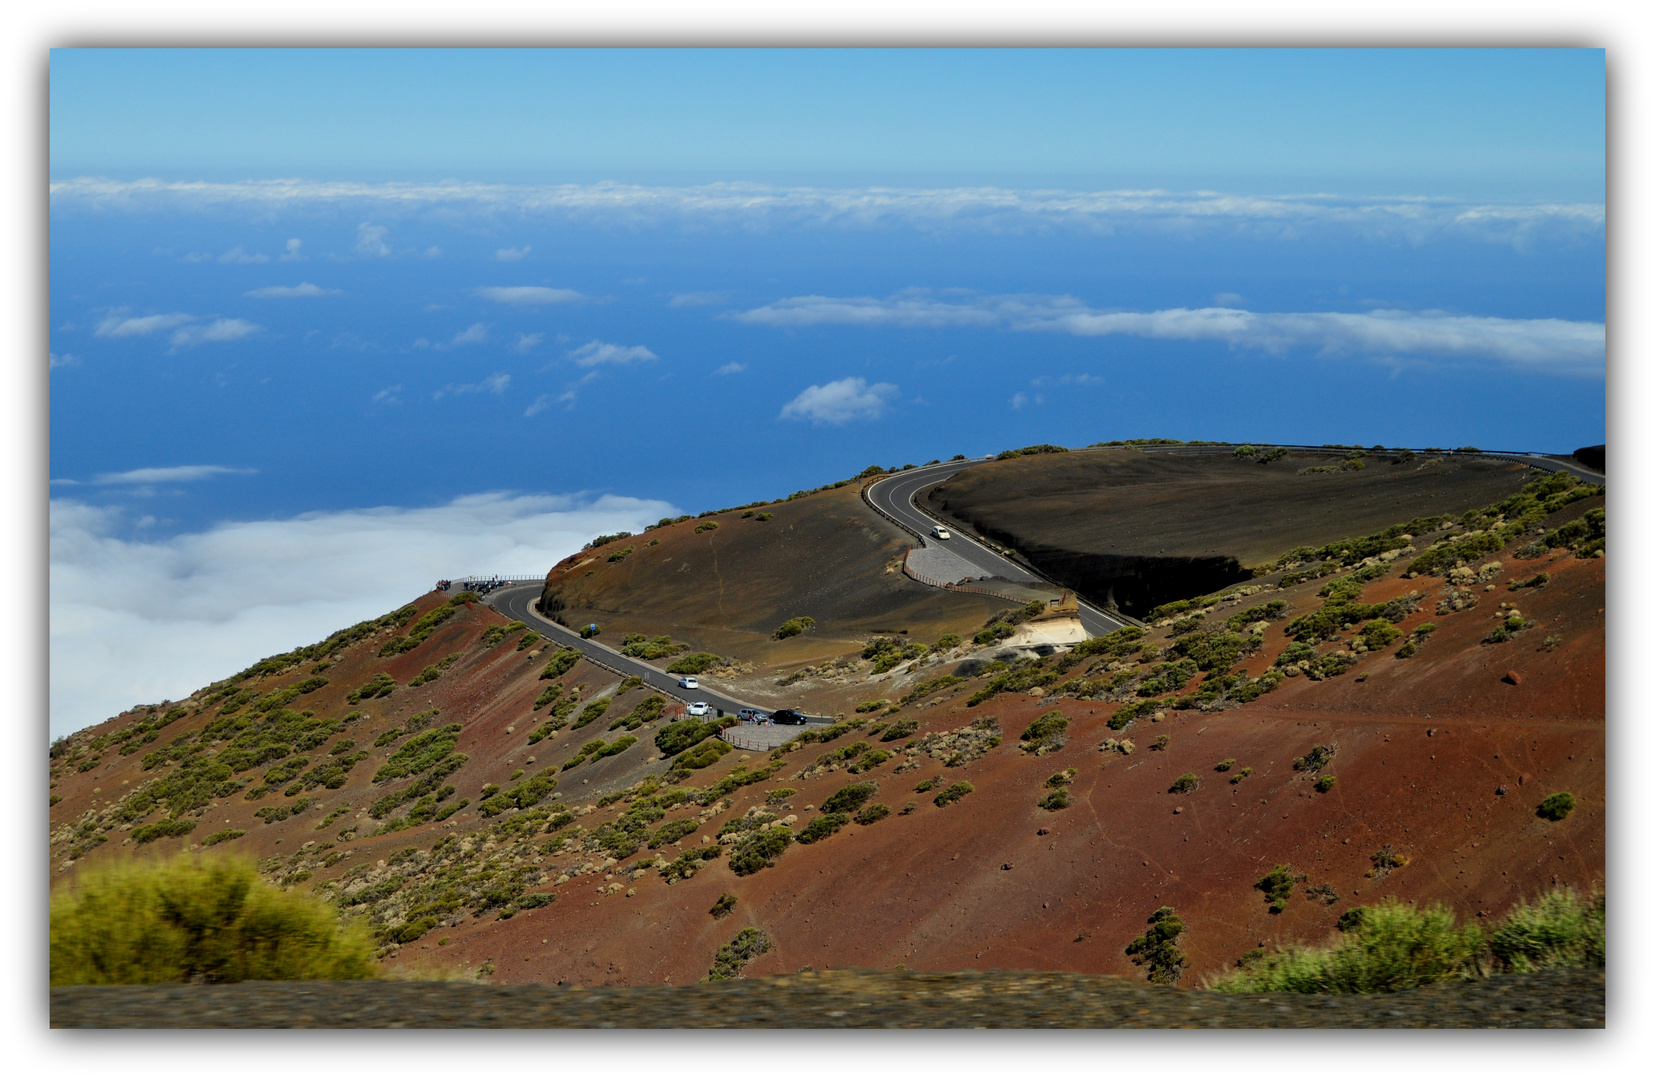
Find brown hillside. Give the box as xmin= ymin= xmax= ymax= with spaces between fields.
xmin=48 ymin=462 xmax=1603 ymax=993
xmin=924 ymin=449 xmax=1531 ymax=616
xmin=540 ymin=482 xmax=1004 ymax=672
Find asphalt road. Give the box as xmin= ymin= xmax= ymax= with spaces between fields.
xmin=863 ymin=460 xmax=1132 ymax=637
xmin=488 ymin=584 xmax=770 ymax=718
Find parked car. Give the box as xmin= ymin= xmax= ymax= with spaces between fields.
xmin=770 ymin=708 xmax=807 ymax=725
xmin=678 ymin=676 xmax=699 ymax=689
xmin=737 ymin=708 xmax=768 ymax=723
xmin=931 ymin=525 xmax=951 ymax=540
xmin=687 ymin=702 xmax=710 ymax=717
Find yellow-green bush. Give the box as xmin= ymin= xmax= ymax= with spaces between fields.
xmin=50 ymin=852 xmax=375 ymax=985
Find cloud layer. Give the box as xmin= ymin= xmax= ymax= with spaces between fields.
xmin=473 ymin=285 xmax=585 ymax=305
xmin=779 ymin=377 xmax=900 ymax=423
xmin=734 ymin=293 xmax=1605 ymax=376
xmin=244 ymin=282 xmax=338 ymax=298
xmin=49 ymin=491 xmax=678 ymax=737
xmin=568 ymin=340 xmax=657 ymax=367
xmin=94 ymin=311 xmax=261 ymax=348
xmin=49 ymin=178 xmax=1604 ymax=246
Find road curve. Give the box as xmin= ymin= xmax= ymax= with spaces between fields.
xmin=487 ymin=584 xmax=766 ymax=717
xmin=863 ymin=460 xmax=1131 ymax=638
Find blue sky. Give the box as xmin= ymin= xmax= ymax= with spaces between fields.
xmin=47 ymin=48 xmax=1605 ymax=734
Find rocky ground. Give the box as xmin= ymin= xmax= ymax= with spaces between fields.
xmin=50 ymin=967 xmax=1604 ymax=1028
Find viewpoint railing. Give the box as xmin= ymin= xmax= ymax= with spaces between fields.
xmin=901 ymin=557 xmax=1043 ymax=604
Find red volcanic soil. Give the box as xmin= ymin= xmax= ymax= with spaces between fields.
xmin=49 ymin=483 xmax=1604 ymax=991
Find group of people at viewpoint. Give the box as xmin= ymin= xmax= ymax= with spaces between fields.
xmin=435 ymin=575 xmax=510 ymax=596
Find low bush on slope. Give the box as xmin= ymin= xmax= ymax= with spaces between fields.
xmin=51 ymin=852 xmax=374 ymax=985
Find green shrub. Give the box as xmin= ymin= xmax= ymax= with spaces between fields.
xmin=1214 ymin=759 xmax=1235 ymax=773
xmin=538 ymin=648 xmax=581 ymax=680
xmin=855 ymin=699 xmax=889 ymax=713
xmin=709 ymin=892 xmax=737 ymax=919
xmin=773 ymin=616 xmax=816 ymax=640
xmin=50 ymin=852 xmax=375 ymax=985
xmin=880 ymin=717 xmax=919 ymax=741
xmin=728 ymin=825 xmax=793 ymax=876
xmin=1487 ymin=887 xmax=1605 ymax=973
xmin=1255 ymin=864 xmax=1297 ymax=913
xmin=620 ymin=634 xmax=688 ymax=660
xmin=655 ymin=716 xmax=722 ymax=756
xmin=675 ymin=738 xmax=734 ymax=771
xmin=132 ymin=818 xmax=198 ymax=844
xmin=854 ymin=802 xmax=890 ymax=825
xmin=899 ymin=676 xmax=963 ymax=706
xmin=705 ymin=927 xmax=772 ymax=981
xmin=822 ymin=782 xmax=879 ymax=815
xmin=570 ymin=697 xmax=612 ymax=730
xmin=1168 ymin=773 xmax=1199 ymax=795
xmin=1125 ymin=906 xmax=1186 ymax=985
xmin=1537 ymin=792 xmax=1577 ymax=821
xmin=667 ymin=653 xmax=723 ymax=675
xmin=201 ymin=829 xmax=245 ymax=847
xmin=932 ymin=634 xmax=962 ymax=651
xmin=915 ymin=776 xmax=941 ymax=793
xmin=1038 ymin=789 xmax=1072 ymax=811
xmin=1019 ymin=711 xmax=1069 ymax=753
xmin=933 ymin=781 xmax=974 ymax=807
xmin=650 ymin=818 xmax=700 ymax=849
xmin=345 ymin=673 xmax=397 ymax=704
xmin=1293 ymin=743 xmax=1338 ymax=773
xmin=1209 ymin=896 xmax=1484 ymax=993
xmin=515 ymin=631 xmax=541 ymax=651
xmin=797 ymin=813 xmax=851 ymax=844
xmin=846 ymin=749 xmax=892 ymax=774
xmin=1315 ymin=774 xmax=1337 ymax=793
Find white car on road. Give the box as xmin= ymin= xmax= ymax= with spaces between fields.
xmin=931 ymin=525 xmax=951 ymax=540
xmin=687 ymin=702 xmax=710 ymax=716
xmin=678 ymin=676 xmax=699 ymax=689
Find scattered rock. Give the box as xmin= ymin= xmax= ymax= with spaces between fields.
xmin=1497 ymin=785 xmax=1508 ymax=796
xmin=1503 ymin=670 xmax=1523 ymax=686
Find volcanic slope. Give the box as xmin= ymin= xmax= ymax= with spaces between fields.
xmin=540 ymin=481 xmax=1005 ymax=675
xmin=48 ymin=464 xmax=1603 ymax=992
xmin=924 ymin=448 xmax=1532 ymax=617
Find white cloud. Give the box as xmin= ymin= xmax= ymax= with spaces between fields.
xmin=218 ymin=246 xmax=269 ymax=264
xmin=735 ymin=292 xmax=1605 ymax=376
xmin=732 ymin=292 xmax=1002 ymax=329
xmin=473 ymin=286 xmax=585 ymax=306
xmin=523 ymin=394 xmax=551 ymax=417
xmin=496 ymin=246 xmax=531 ymax=262
xmin=48 ymin=491 xmax=680 ymax=737
xmin=512 ymin=332 xmax=544 ymax=354
xmin=1031 ymin=373 xmax=1103 ymax=388
xmin=354 ymin=222 xmax=392 ymax=257
xmin=1214 ymin=292 xmax=1246 ymax=306
xmin=670 ymin=291 xmax=731 ymax=307
xmin=281 ymin=238 xmax=304 ymax=261
xmin=1009 ymin=392 xmax=1044 ymax=410
xmin=373 ymin=385 xmax=403 ymax=405
xmin=51 ymin=178 xmax=1603 ymax=246
xmin=170 ymin=318 xmax=261 ymax=348
xmin=95 ymin=312 xmax=193 ymax=338
xmin=779 ymin=376 xmax=900 ymax=424
xmin=433 ymin=372 xmax=512 ymax=400
xmin=568 ymin=340 xmax=657 ymax=367
xmin=92 ymin=464 xmax=255 ymax=485
xmin=420 ymin=324 xmax=490 ymax=350
xmin=244 ymin=282 xmax=339 ymax=298
xmin=49 ymin=352 xmax=77 ymax=369
xmin=715 ymin=362 xmax=746 ymax=375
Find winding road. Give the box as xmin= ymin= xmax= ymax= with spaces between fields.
xmin=480 ymin=446 xmax=1600 ymax=720
xmin=489 ymin=584 xmax=766 ymax=716
xmin=863 ymin=459 xmax=1133 ymax=637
